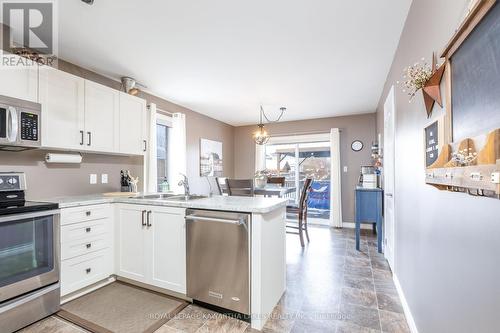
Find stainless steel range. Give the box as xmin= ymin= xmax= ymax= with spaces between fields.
xmin=0 ymin=172 xmax=60 ymax=333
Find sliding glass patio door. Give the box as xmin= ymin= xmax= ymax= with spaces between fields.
xmin=264 ymin=139 xmax=332 ymax=225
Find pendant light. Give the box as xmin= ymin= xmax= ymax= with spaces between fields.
xmin=253 ymin=106 xmax=286 ymax=145
xmin=253 ymin=106 xmax=270 ymax=145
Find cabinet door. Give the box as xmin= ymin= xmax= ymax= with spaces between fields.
xmin=39 ymin=66 xmax=85 ymax=149
xmin=84 ymin=80 xmax=119 ymax=152
xmin=0 ymin=55 xmax=38 ymax=102
xmin=147 ymin=207 xmax=186 ymax=294
xmin=119 ymin=92 xmax=147 ymax=155
xmin=116 ymin=205 xmax=148 ymax=283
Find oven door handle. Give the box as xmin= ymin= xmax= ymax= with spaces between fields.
xmin=7 ymin=106 xmax=18 ymax=143
xmin=0 ymin=209 xmax=60 ymax=224
xmin=0 ymin=283 xmax=59 ymax=314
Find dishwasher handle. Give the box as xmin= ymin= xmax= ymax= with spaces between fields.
xmin=185 ymin=215 xmax=247 ymax=227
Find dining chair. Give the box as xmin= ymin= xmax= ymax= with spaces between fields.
xmin=206 ymin=176 xmax=222 ymax=195
xmin=286 ymin=178 xmax=313 ymax=247
xmin=225 ymin=179 xmax=255 ymax=197
xmin=267 ymin=177 xmax=286 ymax=187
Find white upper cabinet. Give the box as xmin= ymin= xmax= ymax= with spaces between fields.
xmin=39 ymin=66 xmax=85 ymax=149
xmin=4 ymin=60 xmax=148 ymax=156
xmin=84 ymin=81 xmax=120 ymax=152
xmin=0 ymin=55 xmax=38 ymax=102
xmin=119 ymin=92 xmax=147 ymax=155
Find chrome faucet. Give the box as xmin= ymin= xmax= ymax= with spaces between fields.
xmin=178 ymin=173 xmax=190 ymax=198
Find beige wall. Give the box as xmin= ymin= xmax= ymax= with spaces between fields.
xmin=233 ymin=114 xmax=376 ymax=222
xmin=0 ymin=150 xmax=143 ymax=200
xmin=375 ymin=1 xmax=500 ymax=332
xmin=0 ymin=60 xmax=234 ymax=198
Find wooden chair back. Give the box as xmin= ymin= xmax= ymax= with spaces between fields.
xmin=299 ymin=178 xmax=313 ymax=211
xmin=207 ymin=177 xmax=222 ymax=195
xmin=226 ymin=179 xmax=255 ymax=197
xmin=267 ymin=177 xmax=286 ymax=186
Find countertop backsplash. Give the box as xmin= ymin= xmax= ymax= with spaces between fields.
xmin=0 ymin=149 xmax=143 ymax=200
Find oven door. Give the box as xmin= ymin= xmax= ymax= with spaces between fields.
xmin=0 ymin=210 xmax=60 ymax=303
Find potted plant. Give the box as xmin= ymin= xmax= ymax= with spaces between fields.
xmin=254 ymin=169 xmax=270 ymax=188
xmin=398 ymin=54 xmax=445 ymax=117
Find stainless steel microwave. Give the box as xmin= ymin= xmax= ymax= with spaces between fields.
xmin=0 ymin=95 xmax=41 ymax=151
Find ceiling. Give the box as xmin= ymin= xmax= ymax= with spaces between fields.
xmin=56 ymin=0 xmax=412 ymax=126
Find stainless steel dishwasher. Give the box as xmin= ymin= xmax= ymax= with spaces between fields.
xmin=186 ymin=209 xmax=250 ymax=315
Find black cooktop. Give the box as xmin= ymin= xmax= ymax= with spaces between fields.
xmin=0 ymin=201 xmax=59 ymax=216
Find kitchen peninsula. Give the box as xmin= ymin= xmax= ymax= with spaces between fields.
xmin=43 ymin=194 xmax=287 ymax=331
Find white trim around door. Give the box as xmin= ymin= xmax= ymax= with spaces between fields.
xmin=383 ymin=85 xmax=396 ymax=270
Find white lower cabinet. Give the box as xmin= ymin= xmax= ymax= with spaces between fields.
xmin=61 ymin=249 xmax=113 ymax=296
xmin=115 ymin=205 xmax=148 ymax=283
xmin=148 ymin=209 xmax=187 ymax=293
xmin=60 ymin=203 xmax=187 ymax=297
xmin=60 ymin=204 xmax=114 ymax=296
xmin=115 ymin=204 xmax=187 ymax=294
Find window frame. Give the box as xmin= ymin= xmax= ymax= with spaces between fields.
xmin=156 ymin=113 xmax=173 ymax=191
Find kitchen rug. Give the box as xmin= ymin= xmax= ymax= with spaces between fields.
xmin=57 ymin=282 xmax=188 ymax=333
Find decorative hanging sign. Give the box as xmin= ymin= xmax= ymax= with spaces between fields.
xmin=425 ymin=121 xmax=439 ymax=167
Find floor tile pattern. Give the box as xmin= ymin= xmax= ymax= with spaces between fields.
xmin=20 ymin=227 xmax=409 ymax=333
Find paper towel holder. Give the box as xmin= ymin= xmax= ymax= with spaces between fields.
xmin=45 ymin=153 xmax=83 ymax=164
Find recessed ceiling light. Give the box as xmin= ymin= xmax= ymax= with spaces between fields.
xmin=81 ymin=0 xmax=94 ymax=5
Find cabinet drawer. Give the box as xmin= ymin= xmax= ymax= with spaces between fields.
xmin=61 ymin=218 xmax=110 ymax=243
xmin=61 ymin=204 xmax=112 ymax=226
xmin=61 ymin=249 xmax=112 ymax=296
xmin=61 ymin=233 xmax=110 ymax=260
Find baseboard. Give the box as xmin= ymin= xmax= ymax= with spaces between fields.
xmin=116 ymin=276 xmax=192 ymax=302
xmin=342 ymin=222 xmax=373 ymax=230
xmin=61 ymin=276 xmax=115 ymax=304
xmin=393 ymin=274 xmax=419 ymax=333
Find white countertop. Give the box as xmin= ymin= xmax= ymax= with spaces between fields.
xmin=40 ymin=194 xmax=288 ymax=214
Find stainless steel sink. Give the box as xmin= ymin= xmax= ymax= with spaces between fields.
xmin=132 ymin=194 xmax=207 ymax=201
xmin=134 ymin=193 xmax=178 ymax=199
xmin=164 ymin=195 xmax=207 ymax=201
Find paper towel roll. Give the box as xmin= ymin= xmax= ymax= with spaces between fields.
xmin=45 ymin=153 xmax=82 ymax=164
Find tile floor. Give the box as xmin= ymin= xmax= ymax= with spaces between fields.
xmin=20 ymin=226 xmax=410 ymax=333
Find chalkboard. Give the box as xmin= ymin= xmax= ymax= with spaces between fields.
xmin=451 ymin=3 xmax=500 ymax=141
xmin=425 ymin=121 xmax=439 ymax=167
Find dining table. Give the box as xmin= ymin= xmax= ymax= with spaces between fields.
xmin=254 ymin=185 xmax=296 ymax=198
xmin=220 ymin=182 xmax=296 ymax=198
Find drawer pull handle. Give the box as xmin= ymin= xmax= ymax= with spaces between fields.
xmin=141 ymin=210 xmax=147 ymax=226
xmin=86 ymin=243 xmax=92 ymax=249
xmin=147 ymin=210 xmax=152 ymax=227
xmin=86 ymin=211 xmax=91 ymax=216
xmin=85 ymin=268 xmax=91 ymax=274
xmin=86 ymin=227 xmax=91 ymax=233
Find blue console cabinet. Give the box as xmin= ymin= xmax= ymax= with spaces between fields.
xmin=355 ymin=187 xmax=383 ymax=253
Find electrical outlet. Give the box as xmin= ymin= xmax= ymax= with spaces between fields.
xmin=90 ymin=174 xmax=97 ymax=185
xmin=343 ymin=166 xmax=348 ymax=173
xmin=491 ymin=172 xmax=500 ymax=184
xmin=101 ymin=174 xmax=108 ymax=184
xmin=470 ymin=172 xmax=482 ymax=181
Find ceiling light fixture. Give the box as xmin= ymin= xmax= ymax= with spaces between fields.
xmin=81 ymin=0 xmax=94 ymax=5
xmin=121 ymin=77 xmax=147 ymax=96
xmin=253 ymin=105 xmax=286 ymax=145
